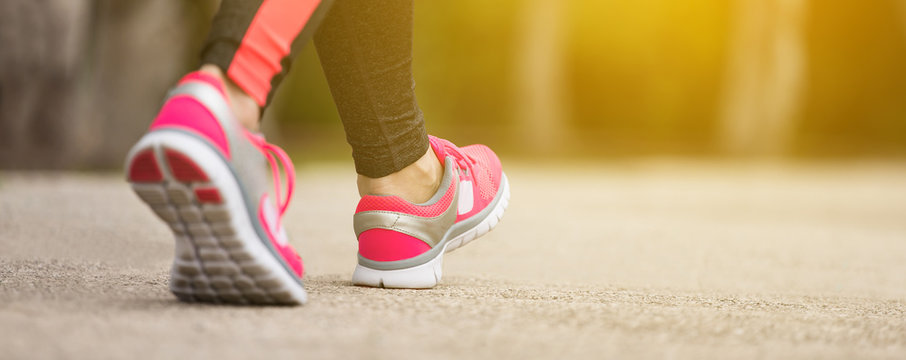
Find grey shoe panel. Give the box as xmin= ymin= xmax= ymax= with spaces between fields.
xmin=353 ymin=207 xmax=457 ymax=248
xmin=353 ymin=157 xmax=459 ymax=247
xmin=355 ymin=161 xmax=509 ymax=271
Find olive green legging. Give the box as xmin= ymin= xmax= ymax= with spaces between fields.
xmin=201 ymin=0 xmax=427 ymax=178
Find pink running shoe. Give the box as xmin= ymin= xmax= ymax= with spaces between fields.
xmin=352 ymin=136 xmax=511 ymax=288
xmin=125 ymin=72 xmax=306 ymax=305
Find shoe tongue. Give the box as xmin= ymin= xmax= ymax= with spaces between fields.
xmin=427 ymin=135 xmax=448 ymax=161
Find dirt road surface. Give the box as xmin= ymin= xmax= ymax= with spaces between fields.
xmin=2 ymin=161 xmax=905 ymax=359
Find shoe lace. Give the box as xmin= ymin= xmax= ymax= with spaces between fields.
xmin=430 ymin=135 xmax=476 ymax=176
xmin=245 ymin=132 xmax=295 ymax=217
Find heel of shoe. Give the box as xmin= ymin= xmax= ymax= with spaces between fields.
xmin=351 ymin=251 xmax=445 ymax=289
xmin=352 ymin=223 xmax=443 ymax=288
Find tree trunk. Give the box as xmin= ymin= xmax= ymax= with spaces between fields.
xmin=515 ymin=0 xmax=568 ymax=154
xmin=899 ymin=1 xmax=906 ymax=39
xmin=719 ymin=0 xmax=808 ymax=156
xmin=0 ymin=0 xmax=217 ymax=169
xmin=0 ymin=0 xmax=91 ymax=169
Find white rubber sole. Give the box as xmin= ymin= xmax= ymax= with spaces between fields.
xmin=126 ymin=131 xmax=307 ymax=305
xmin=351 ymin=174 xmax=511 ymax=289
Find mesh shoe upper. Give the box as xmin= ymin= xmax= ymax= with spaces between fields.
xmin=354 ymin=135 xmax=504 ymax=262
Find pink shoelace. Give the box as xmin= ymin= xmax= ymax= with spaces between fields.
xmin=429 ymin=135 xmax=476 ymax=177
xmin=245 ymin=132 xmax=295 ymax=217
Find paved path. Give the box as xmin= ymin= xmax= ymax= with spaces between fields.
xmin=1 ymin=161 xmax=905 ymax=359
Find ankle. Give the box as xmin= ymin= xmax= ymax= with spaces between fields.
xmin=198 ymin=64 xmax=261 ymax=132
xmin=357 ymin=148 xmax=444 ymax=204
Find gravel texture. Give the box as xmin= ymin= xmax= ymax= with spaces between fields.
xmin=1 ymin=161 xmax=904 ymax=359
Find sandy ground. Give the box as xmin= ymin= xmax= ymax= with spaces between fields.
xmin=1 ymin=161 xmax=905 ymax=359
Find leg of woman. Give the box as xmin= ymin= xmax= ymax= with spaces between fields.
xmin=314 ymin=0 xmax=442 ymax=204
xmin=314 ymin=0 xmax=510 ymax=289
xmin=202 ymin=0 xmax=333 ymax=130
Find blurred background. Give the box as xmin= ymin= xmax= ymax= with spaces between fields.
xmin=1 ymin=0 xmax=905 ymax=169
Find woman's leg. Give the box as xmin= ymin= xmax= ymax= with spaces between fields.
xmin=314 ymin=0 xmax=510 ymax=289
xmin=201 ymin=0 xmax=333 ymax=130
xmin=314 ymin=0 xmax=442 ymax=204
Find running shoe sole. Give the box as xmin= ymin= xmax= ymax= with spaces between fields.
xmin=126 ymin=130 xmax=307 ymax=305
xmin=351 ymin=174 xmax=510 ymax=288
